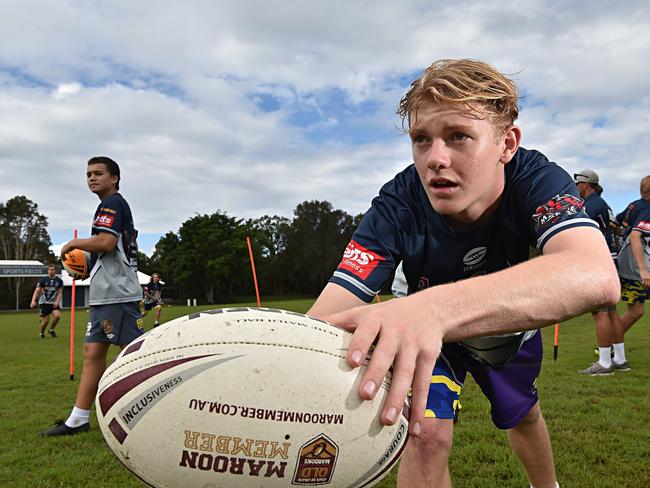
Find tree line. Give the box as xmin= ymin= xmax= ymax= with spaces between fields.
xmin=0 ymin=196 xmax=369 ymax=308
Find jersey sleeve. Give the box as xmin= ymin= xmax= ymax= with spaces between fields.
xmin=92 ymin=194 xmax=124 ymax=237
xmin=630 ymin=206 xmax=650 ymax=234
xmin=328 ymin=180 xmax=410 ymax=302
xmin=523 ymin=160 xmax=599 ymax=250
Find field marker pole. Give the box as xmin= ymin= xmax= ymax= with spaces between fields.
xmin=553 ymin=323 xmax=560 ymax=363
xmin=246 ymin=237 xmax=261 ymax=308
xmin=69 ymin=229 xmax=77 ymax=380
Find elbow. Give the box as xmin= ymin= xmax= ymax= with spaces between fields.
xmin=593 ymin=264 xmax=620 ymax=308
xmin=601 ymin=279 xmax=620 ymax=307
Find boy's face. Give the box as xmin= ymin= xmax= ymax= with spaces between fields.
xmin=87 ymin=163 xmax=117 ymax=198
xmin=409 ymin=102 xmax=518 ymax=227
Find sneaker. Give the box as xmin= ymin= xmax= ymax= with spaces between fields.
xmin=613 ymin=360 xmax=631 ymax=371
xmin=39 ymin=419 xmax=90 ymax=436
xmin=154 ymin=321 xmax=160 ymax=327
xmin=39 ymin=333 xmax=45 ymax=338
xmin=48 ymin=329 xmax=57 ymax=338
xmin=578 ymin=362 xmax=614 ymax=376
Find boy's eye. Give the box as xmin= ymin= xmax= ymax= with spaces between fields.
xmin=411 ymin=134 xmax=428 ymax=144
xmin=451 ymin=132 xmax=468 ymax=141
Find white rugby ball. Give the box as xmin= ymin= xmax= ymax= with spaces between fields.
xmin=96 ymin=307 xmax=409 ymax=488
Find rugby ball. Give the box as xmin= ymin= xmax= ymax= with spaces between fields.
xmin=62 ymin=249 xmax=90 ymax=280
xmin=96 ymin=307 xmax=409 ymax=488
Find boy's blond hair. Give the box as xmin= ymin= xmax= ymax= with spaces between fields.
xmin=398 ymin=58 xmax=519 ymax=136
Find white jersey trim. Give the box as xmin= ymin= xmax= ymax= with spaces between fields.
xmin=332 ymin=271 xmax=378 ymax=298
xmin=536 ymin=218 xmax=597 ymax=249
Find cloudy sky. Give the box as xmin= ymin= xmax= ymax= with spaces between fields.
xmin=1 ymin=0 xmax=649 ymax=255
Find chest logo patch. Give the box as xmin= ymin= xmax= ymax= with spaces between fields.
xmin=463 ymin=247 xmax=487 ymax=267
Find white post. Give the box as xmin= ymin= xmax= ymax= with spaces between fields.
xmin=193 ymin=298 xmax=197 ymax=307
xmin=186 ymin=298 xmax=191 ymax=307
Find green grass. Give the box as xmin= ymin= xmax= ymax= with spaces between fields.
xmin=0 ymin=299 xmax=648 ymax=487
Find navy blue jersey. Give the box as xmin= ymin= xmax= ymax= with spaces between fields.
xmin=583 ymin=193 xmax=615 ymax=255
xmin=91 ymin=193 xmax=137 ymax=265
xmin=144 ymin=281 xmax=163 ymax=303
xmin=37 ymin=276 xmax=63 ymax=304
xmin=616 ymin=198 xmax=650 ymax=280
xmin=330 ymin=147 xmax=597 ymax=302
xmin=89 ymin=192 xmax=142 ymax=305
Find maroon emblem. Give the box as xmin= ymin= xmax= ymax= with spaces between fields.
xmin=102 ymin=320 xmax=113 ymax=334
xmin=533 ymin=193 xmax=584 ymax=231
xmin=292 ymin=434 xmax=338 ymax=485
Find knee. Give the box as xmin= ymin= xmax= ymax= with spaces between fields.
xmin=627 ymin=304 xmax=644 ymax=321
xmin=409 ymin=420 xmax=454 ymax=458
xmin=512 ymin=404 xmax=542 ymax=429
xmin=83 ymin=345 xmax=106 ymax=362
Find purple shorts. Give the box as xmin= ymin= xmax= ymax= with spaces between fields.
xmin=424 ymin=330 xmax=542 ymax=429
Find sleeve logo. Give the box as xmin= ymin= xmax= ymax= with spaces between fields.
xmin=636 ymin=220 xmax=650 ymax=232
xmin=338 ymin=240 xmax=385 ymax=280
xmin=95 ymin=213 xmax=114 ymax=227
xmin=532 ymin=194 xmax=584 ymax=231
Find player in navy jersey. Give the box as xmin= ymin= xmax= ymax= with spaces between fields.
xmin=574 ymin=170 xmax=628 ymax=375
xmin=614 ymin=175 xmax=650 ymax=347
xmin=40 ymin=157 xmax=143 ymax=437
xmin=30 ymin=264 xmax=63 ymax=338
xmin=309 ymin=59 xmax=618 ymax=488
xmin=141 ymin=272 xmax=164 ymax=327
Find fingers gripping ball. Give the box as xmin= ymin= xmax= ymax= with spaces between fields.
xmin=62 ymin=249 xmax=91 ymax=280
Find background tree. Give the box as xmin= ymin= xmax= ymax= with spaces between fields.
xmin=0 ymin=196 xmax=55 ymax=309
xmin=151 ymin=212 xmax=252 ymax=303
xmin=248 ymin=215 xmax=291 ymax=295
xmin=282 ymin=200 xmax=358 ymax=295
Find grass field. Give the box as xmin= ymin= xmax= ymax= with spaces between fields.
xmin=1 ymin=298 xmax=649 ymax=487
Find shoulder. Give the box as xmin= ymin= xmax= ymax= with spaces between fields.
xmin=506 ymin=147 xmax=567 ymax=183
xmin=365 ymin=164 xmax=432 ymax=235
xmin=504 ymin=147 xmax=577 ymax=205
xmin=101 ymin=192 xmax=132 ymax=212
xmin=378 ymin=165 xmax=422 ymax=199
xmin=634 ymin=201 xmax=650 ymax=224
xmin=374 ymin=165 xmax=428 ymax=216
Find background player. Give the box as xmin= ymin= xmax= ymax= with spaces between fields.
xmin=573 ymin=170 xmax=628 ymax=375
xmin=30 ymin=264 xmax=63 ymax=338
xmin=141 ymin=272 xmax=163 ymax=327
xmin=40 ymin=156 xmax=143 ymax=436
xmin=615 ymin=175 xmax=650 ymax=344
xmin=309 ymin=59 xmax=618 ymax=488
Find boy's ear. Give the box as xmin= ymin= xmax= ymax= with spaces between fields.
xmin=500 ymin=125 xmax=521 ymax=164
